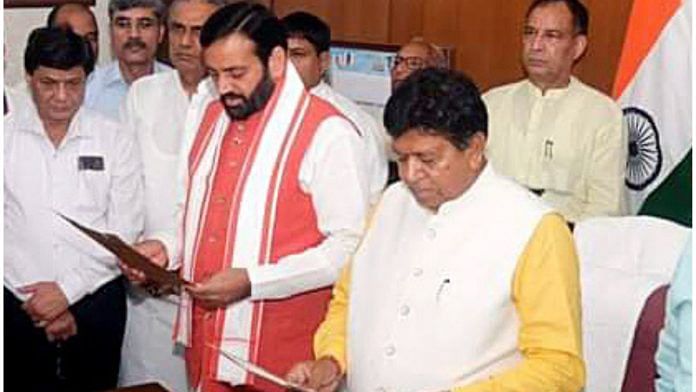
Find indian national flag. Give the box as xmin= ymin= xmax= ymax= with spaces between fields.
xmin=613 ymin=0 xmax=692 ymax=226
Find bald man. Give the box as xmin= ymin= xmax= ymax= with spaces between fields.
xmin=47 ymin=3 xmax=99 ymax=59
xmin=390 ymin=39 xmax=446 ymax=91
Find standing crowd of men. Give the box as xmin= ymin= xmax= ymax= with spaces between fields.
xmin=4 ymin=0 xmax=688 ymax=391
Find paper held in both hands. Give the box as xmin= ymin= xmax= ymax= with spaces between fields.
xmin=57 ymin=213 xmax=190 ymax=288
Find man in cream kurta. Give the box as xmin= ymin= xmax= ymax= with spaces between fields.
xmin=483 ymin=0 xmax=626 ymax=223
xmin=288 ymin=68 xmax=584 ymax=392
xmin=118 ymin=2 xmax=223 ymax=390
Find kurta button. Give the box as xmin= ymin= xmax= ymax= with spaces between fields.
xmin=413 ymin=268 xmax=423 ymax=277
xmin=399 ymin=305 xmax=410 ymax=316
xmin=426 ymin=228 xmax=436 ymax=239
xmin=208 ymin=236 xmax=218 ymax=243
xmin=228 ymin=161 xmax=238 ymax=169
xmin=215 ymin=196 xmax=226 ymax=204
xmin=384 ymin=344 xmax=396 ymax=356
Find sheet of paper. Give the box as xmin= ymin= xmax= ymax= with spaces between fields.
xmin=58 ymin=213 xmax=189 ymax=288
xmin=207 ymin=344 xmax=315 ymax=392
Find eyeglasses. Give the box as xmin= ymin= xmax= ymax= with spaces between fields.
xmin=391 ymin=55 xmax=427 ymax=71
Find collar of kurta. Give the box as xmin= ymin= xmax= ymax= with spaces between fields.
xmin=525 ymin=76 xmax=578 ymax=99
xmin=10 ymin=92 xmax=92 ymax=141
xmin=427 ymin=163 xmax=494 ymax=216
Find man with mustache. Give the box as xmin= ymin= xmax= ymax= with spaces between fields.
xmin=483 ymin=0 xmax=626 ymax=223
xmin=120 ymin=2 xmax=372 ymax=391
xmin=117 ymin=1 xmax=223 ymax=391
xmin=84 ymin=0 xmax=169 ymax=119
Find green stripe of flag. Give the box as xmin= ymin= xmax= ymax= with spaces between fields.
xmin=639 ymin=149 xmax=692 ymax=227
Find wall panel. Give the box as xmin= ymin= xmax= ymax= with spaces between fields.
xmin=273 ymin=0 xmax=633 ymax=94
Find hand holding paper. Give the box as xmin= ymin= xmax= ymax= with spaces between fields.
xmin=58 ymin=214 xmax=189 ymax=289
xmin=207 ymin=344 xmax=316 ymax=392
xmin=286 ymin=358 xmax=342 ymax=392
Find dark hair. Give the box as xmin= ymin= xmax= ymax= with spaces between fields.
xmin=384 ymin=68 xmax=487 ymax=150
xmin=200 ymin=2 xmax=288 ymax=64
xmin=47 ymin=3 xmax=97 ymax=28
xmin=526 ymin=0 xmax=589 ymax=35
xmin=25 ymin=27 xmax=95 ymax=76
xmin=280 ymin=11 xmax=331 ymax=54
xmin=108 ymin=0 xmax=166 ymax=21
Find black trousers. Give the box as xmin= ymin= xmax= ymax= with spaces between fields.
xmin=4 ymin=276 xmax=126 ymax=392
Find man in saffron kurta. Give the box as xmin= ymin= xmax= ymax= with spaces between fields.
xmin=287 ymin=69 xmax=585 ymax=391
xmin=121 ymin=3 xmax=374 ymax=391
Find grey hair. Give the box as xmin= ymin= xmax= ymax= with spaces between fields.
xmin=168 ymin=0 xmax=229 ymax=12
xmin=108 ymin=0 xmax=167 ymax=21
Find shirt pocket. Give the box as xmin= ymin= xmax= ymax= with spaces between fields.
xmin=538 ymin=137 xmax=578 ymax=195
xmin=76 ymin=162 xmax=110 ymax=214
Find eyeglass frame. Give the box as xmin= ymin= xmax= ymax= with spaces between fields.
xmin=391 ymin=55 xmax=428 ymax=71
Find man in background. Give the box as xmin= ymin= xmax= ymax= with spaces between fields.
xmin=118 ymin=1 xmax=223 ymax=390
xmin=5 ymin=27 xmax=143 ymax=391
xmin=391 ymin=38 xmax=446 ymax=91
xmin=85 ymin=0 xmax=169 ymax=119
xmin=281 ymin=10 xmax=387 ymax=204
xmin=47 ymin=2 xmax=100 ymax=59
xmin=483 ymin=0 xmax=626 ymax=223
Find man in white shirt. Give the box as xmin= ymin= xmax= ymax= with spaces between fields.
xmin=4 ymin=27 xmax=143 ymax=391
xmin=483 ymin=0 xmax=626 ymax=223
xmin=120 ymin=3 xmax=372 ymax=391
xmin=281 ymin=11 xmax=388 ymax=204
xmin=118 ymin=1 xmax=223 ymax=390
xmin=84 ymin=0 xmax=170 ymax=119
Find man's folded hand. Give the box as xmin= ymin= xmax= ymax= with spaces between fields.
xmin=19 ymin=281 xmax=69 ymax=323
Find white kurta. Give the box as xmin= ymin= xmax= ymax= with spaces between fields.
xmin=347 ymin=165 xmax=550 ymax=392
xmin=483 ymin=77 xmax=627 ymax=222
xmin=311 ymin=81 xmax=388 ymax=204
xmin=118 ymin=70 xmax=190 ymax=392
xmin=4 ymin=102 xmax=144 ymax=304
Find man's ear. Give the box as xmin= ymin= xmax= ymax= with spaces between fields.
xmin=319 ymin=51 xmax=330 ymax=75
xmin=158 ymin=24 xmax=165 ymax=44
xmin=573 ymin=34 xmax=588 ymax=62
xmin=268 ymin=46 xmax=287 ymax=82
xmin=467 ymin=132 xmax=487 ymax=170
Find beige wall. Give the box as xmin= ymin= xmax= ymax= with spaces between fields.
xmin=4 ymin=2 xmax=112 ymax=86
